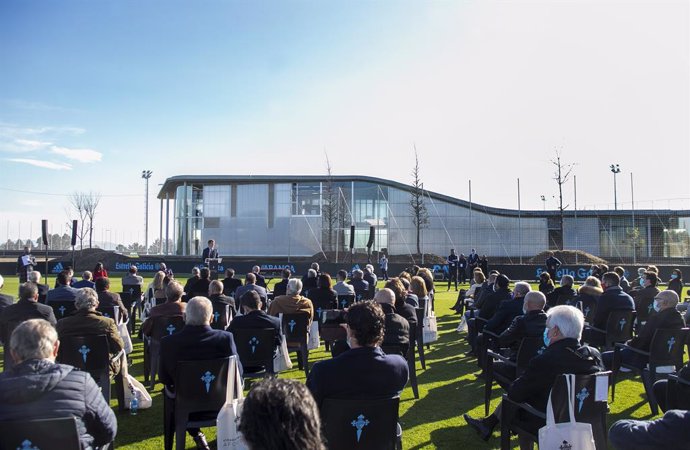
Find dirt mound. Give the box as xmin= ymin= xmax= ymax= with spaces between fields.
xmin=528 ymin=250 xmax=607 ymax=266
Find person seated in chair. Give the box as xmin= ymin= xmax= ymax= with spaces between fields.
xmin=302 ymin=268 xmax=318 ymax=294
xmin=228 ymin=291 xmax=282 ymax=372
xmin=333 ymin=269 xmax=355 ymax=296
xmin=631 ymin=271 xmax=660 ymax=318
xmin=348 ymin=269 xmax=370 ymax=300
xmin=159 ymin=296 xmax=240 ymax=450
xmin=374 ymin=288 xmax=410 ymax=353
xmin=609 ymin=409 xmax=690 ymax=449
xmin=122 ymin=265 xmax=144 ymax=288
xmin=0 ymin=319 xmax=117 ymax=449
xmin=56 ymin=288 xmax=125 ymax=377
xmin=308 ymin=273 xmax=338 ymax=315
xmin=464 ymin=305 xmax=604 ymax=445
xmin=268 ymin=278 xmax=314 ymax=324
xmin=208 ymin=280 xmax=236 ymax=318
xmin=273 ymin=268 xmax=291 ymax=297
xmin=496 ymin=291 xmax=548 ymax=364
xmin=601 ymin=289 xmax=685 ymax=370
xmin=545 ymin=274 xmax=576 ymax=307
xmin=466 ymin=274 xmax=511 ymax=356
xmin=252 ymin=265 xmax=267 ymax=289
xmin=183 ymin=267 xmax=201 ymax=297
xmin=193 ymin=268 xmax=212 ymax=296
xmin=234 ymin=273 xmax=268 ymax=311
xmin=46 ymin=271 xmax=80 ymax=303
xmin=220 ymin=268 xmax=241 ymax=297
xmin=583 ymin=271 xmax=635 ymax=347
xmin=72 ymin=271 xmax=96 ymax=289
xmin=141 ymin=281 xmax=187 ymax=337
xmin=95 ymin=277 xmax=129 ymax=323
xmin=28 ymin=270 xmax=50 ymax=303
xmin=483 ymin=282 xmax=531 ymax=336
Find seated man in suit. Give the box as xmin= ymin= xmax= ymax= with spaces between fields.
xmin=348 ymin=269 xmax=370 ymax=300
xmin=0 ymin=274 xmax=13 ymax=310
xmin=363 ymin=265 xmax=378 ymax=299
xmin=27 ymin=270 xmax=50 ymax=303
xmin=545 ymin=274 xmax=576 ymax=307
xmin=208 ymin=280 xmax=236 ymax=318
xmin=306 ymin=300 xmax=409 ymax=407
xmin=183 ymin=267 xmax=201 ymax=297
xmin=374 ymin=288 xmax=410 ymax=353
xmin=602 ymin=289 xmax=685 ymax=370
xmin=252 ymin=265 xmax=267 ymax=289
xmin=56 ymin=287 xmax=125 ymax=376
xmin=583 ymin=271 xmax=635 ymax=347
xmin=122 ymin=265 xmax=144 ymax=288
xmin=465 ymin=305 xmax=604 ymax=443
xmin=229 ymin=291 xmax=281 ymax=372
xmin=307 ymin=273 xmax=338 ymax=317
xmin=234 ymin=273 xmax=268 ymax=311
xmin=46 ymin=271 xmax=80 ymax=303
xmin=268 ymin=278 xmax=314 ymax=324
xmin=609 ymin=410 xmax=690 ymax=449
xmin=0 ymin=319 xmax=117 ymax=449
xmin=141 ymin=281 xmax=187 ymax=337
xmin=384 ymin=278 xmax=418 ymax=339
xmin=631 ymin=271 xmax=660 ymax=319
xmin=221 ymin=268 xmax=242 ymax=297
xmin=467 ymin=274 xmax=512 ymax=356
xmin=72 ymin=271 xmax=96 ymax=289
xmin=193 ymin=268 xmax=212 ymax=296
xmin=302 ymin=269 xmax=318 ymax=294
xmin=333 ymin=269 xmax=355 ymax=296
xmin=95 ymin=277 xmax=129 ymax=323
xmin=159 ymin=296 xmax=240 ymax=450
xmin=272 ymin=268 xmax=291 ymax=297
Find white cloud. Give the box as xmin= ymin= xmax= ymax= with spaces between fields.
xmin=7 ymin=158 xmax=73 ymax=170
xmin=50 ymin=145 xmax=102 ymax=163
xmin=14 ymin=139 xmax=52 ymax=150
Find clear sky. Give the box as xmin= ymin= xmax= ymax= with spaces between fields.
xmin=1 ymin=0 xmax=688 ymax=247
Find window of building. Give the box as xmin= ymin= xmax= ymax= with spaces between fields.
xmin=292 ymin=182 xmax=321 ymax=216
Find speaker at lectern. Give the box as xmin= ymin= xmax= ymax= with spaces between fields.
xmin=206 ymin=258 xmax=222 ymax=280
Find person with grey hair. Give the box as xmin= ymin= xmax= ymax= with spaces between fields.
xmin=208 ymin=279 xmax=236 ymax=317
xmin=183 ymin=267 xmax=201 ymax=296
xmin=142 ymin=280 xmax=187 ymax=336
xmin=252 ymin=265 xmax=267 ymax=288
xmin=348 ymin=269 xmax=370 ymax=300
xmin=0 ymin=273 xmax=13 ymax=309
xmin=465 ymin=305 xmax=603 ymax=443
xmin=363 ymin=264 xmax=377 ymax=298
xmin=27 ymin=270 xmax=50 ymax=303
xmin=302 ymin=268 xmax=318 ymax=293
xmin=374 ymin=288 xmax=410 ymax=350
xmin=268 ymin=278 xmax=314 ymax=324
xmin=159 ymin=296 xmax=240 ymax=450
xmin=482 ymin=281 xmax=532 ymax=336
xmin=122 ymin=265 xmax=144 ymax=288
xmin=56 ymin=288 xmax=124 ymax=376
xmin=546 ymin=274 xmax=576 ymax=307
xmin=235 ymin=272 xmax=268 ymax=310
xmin=0 ymin=319 xmax=117 ymax=449
xmin=73 ymin=271 xmax=95 ymax=289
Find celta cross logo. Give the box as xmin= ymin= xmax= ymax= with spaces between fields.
xmin=18 ymin=439 xmax=40 ymax=450
xmin=201 ymin=371 xmax=215 ymax=393
xmin=340 ymin=299 xmax=348 ymax=308
xmin=668 ymin=336 xmax=676 ymax=353
xmin=58 ymin=305 xmax=66 ymax=316
xmin=537 ymin=346 xmax=545 ymax=356
xmin=648 ymin=303 xmax=654 ymax=314
xmin=619 ymin=318 xmax=626 ymax=331
xmin=288 ymin=320 xmax=296 ymax=333
xmin=166 ymin=324 xmax=176 ymax=335
xmin=78 ymin=345 xmax=90 ymax=363
xmin=351 ymin=414 xmax=370 ymax=443
xmin=559 ymin=440 xmax=572 ymax=450
xmin=584 ymin=306 xmax=591 ymax=317
xmin=576 ymin=387 xmax=589 ymax=413
xmin=249 ymin=337 xmax=259 ymax=354
xmin=213 ymin=311 xmax=220 ymax=323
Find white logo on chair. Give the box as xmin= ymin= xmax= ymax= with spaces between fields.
xmin=17 ymin=439 xmax=39 ymax=450
xmin=213 ymin=311 xmax=220 ymax=323
xmin=667 ymin=336 xmax=676 ymax=353
xmin=618 ymin=318 xmax=626 ymax=331
xmin=103 ymin=312 xmax=110 ymax=318
xmin=201 ymin=371 xmax=215 ymax=393
xmin=249 ymin=337 xmax=259 ymax=354
xmin=537 ymin=346 xmax=545 ymax=356
xmin=584 ymin=306 xmax=591 ymax=317
xmin=648 ymin=303 xmax=654 ymax=314
xmin=288 ymin=319 xmax=296 ymax=333
xmin=340 ymin=299 xmax=348 ymax=308
xmin=576 ymin=387 xmax=589 ymax=413
xmin=58 ymin=305 xmax=66 ymax=316
xmin=166 ymin=324 xmax=176 ymax=335
xmin=351 ymin=414 xmax=370 ymax=443
xmin=316 ymin=307 xmax=322 ymax=318
xmin=559 ymin=441 xmax=572 ymax=450
xmin=356 ymin=294 xmax=362 ymax=301
xmin=78 ymin=345 xmax=90 ymax=363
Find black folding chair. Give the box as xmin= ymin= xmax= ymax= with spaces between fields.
xmin=164 ymin=357 xmax=232 ymax=450
xmin=48 ymin=299 xmax=76 ymax=319
xmin=576 ymin=299 xmax=597 ymax=325
xmin=500 ymin=372 xmax=611 ymax=450
xmin=282 ymin=313 xmax=310 ymax=376
xmin=611 ymin=328 xmax=689 ymax=414
xmin=585 ymin=309 xmax=635 ymax=350
xmin=337 ymin=294 xmax=356 ymax=310
xmin=415 ymin=308 xmax=427 ymax=370
xmin=120 ymin=287 xmax=141 ymax=334
xmin=484 ymin=336 xmax=545 ymax=416
xmin=97 ymin=305 xmax=122 ymax=325
xmin=145 ymin=316 xmax=185 ymax=389
xmin=666 ymin=372 xmax=690 ymax=410
xmin=210 ymin=303 xmax=230 ymax=330
xmin=0 ymin=417 xmax=82 ymax=450
xmin=556 ymin=293 xmax=577 ymax=307
xmin=232 ymin=327 xmax=276 ymax=379
xmin=321 ymin=397 xmax=401 ymax=450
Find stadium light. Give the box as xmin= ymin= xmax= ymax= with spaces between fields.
xmin=142 ymin=170 xmax=153 ymax=254
xmin=610 ymin=164 xmax=621 ymax=210
xmin=540 ymin=195 xmax=546 ymax=211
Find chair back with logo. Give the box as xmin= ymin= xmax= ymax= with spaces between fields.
xmin=321 ymin=397 xmax=400 ymax=450
xmin=97 ymin=305 xmax=121 ymax=324
xmin=604 ymin=310 xmax=635 ymax=348
xmin=337 ymin=294 xmax=355 ymax=310
xmin=556 ymin=293 xmax=577 ymax=307
xmin=146 ymin=315 xmax=185 ymax=389
xmin=232 ymin=327 xmax=276 ymax=375
xmin=648 ymin=328 xmax=689 ymax=371
xmin=49 ymin=300 xmax=76 ymax=319
xmin=210 ymin=303 xmax=230 ymax=330
xmin=515 ymin=336 xmax=546 ymax=377
xmin=57 ymin=334 xmax=111 ymax=400
xmin=281 ymin=312 xmax=309 ymax=345
xmin=0 ymin=417 xmax=81 ymax=450
xmin=577 ymin=298 xmax=597 ymax=324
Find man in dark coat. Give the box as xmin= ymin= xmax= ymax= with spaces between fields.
xmin=0 ymin=274 xmax=13 ymax=309
xmin=478 ymin=274 xmax=512 ymax=321
xmin=306 ymin=300 xmax=408 ymax=407
xmin=159 ymin=296 xmax=240 ymax=450
xmin=384 ymin=278 xmax=418 ymax=338
xmin=200 ymin=239 xmax=218 ymax=266
xmin=545 ymin=274 xmax=577 ymax=307
xmin=545 ymin=252 xmax=562 ymax=281
xmin=584 ymin=271 xmax=635 ymax=347
xmin=72 ymin=271 xmax=96 ymax=289
xmin=234 ymin=273 xmax=268 ymax=311
xmin=183 ymin=267 xmax=201 ymax=297
xmin=458 ymin=253 xmax=468 ymax=284
xmin=631 ymin=271 xmax=660 ymax=319
xmin=272 ymin=268 xmax=291 ymax=297
xmin=252 ymin=265 xmax=267 ymax=289
xmin=95 ymin=277 xmax=129 ymax=322
xmin=208 ymin=280 xmax=237 ymax=318
xmin=46 ymin=271 xmax=80 ymax=303
xmin=349 ymin=269 xmax=370 ymax=300
xmin=27 ymin=270 xmax=50 ymax=303
xmin=0 ymin=319 xmax=117 ymax=449
xmin=221 ymin=268 xmax=243 ymax=296
xmin=609 ymin=409 xmax=690 ymax=449
xmin=447 ymin=248 xmax=459 ymax=291
xmin=16 ymin=246 xmax=36 ymax=283
xmin=497 ymin=291 xmax=548 ymax=359
xmin=483 ymin=282 xmax=531 ymax=335
xmin=363 ymin=265 xmax=378 ymax=299
xmin=228 ymin=291 xmax=281 ymax=372
xmin=465 ymin=305 xmax=604 ymax=442
xmin=374 ymin=288 xmax=410 ymax=352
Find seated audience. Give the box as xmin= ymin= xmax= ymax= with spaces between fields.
xmin=630 ymin=267 xmax=647 ymax=292
xmin=464 ymin=305 xmax=604 ymax=443
xmin=374 ymin=288 xmax=410 ymax=351
xmin=497 ymin=291 xmax=547 ymax=362
xmin=668 ymin=268 xmax=684 ymax=298
xmin=159 ymin=296 xmax=240 ymax=450
xmin=234 ymin=273 xmax=268 ymax=310
xmin=577 ymin=276 xmax=603 ymax=305
xmin=56 ymin=288 xmax=125 ymax=376
xmin=538 ymin=272 xmax=555 ymax=295
xmin=95 ymin=277 xmax=129 ymax=322
xmin=477 ymin=274 xmax=512 ymax=321
xmin=632 ymin=272 xmax=660 ymax=317
xmin=28 ymin=270 xmax=49 ymax=303
xmin=54 ymin=266 xmax=78 ymax=287
xmin=228 ymin=291 xmax=281 ymax=342
xmin=183 ymin=267 xmax=201 ymax=296
xmin=349 ymin=269 xmax=370 ymax=300
xmin=268 ymin=279 xmax=314 ymax=324
xmin=142 ymin=280 xmax=187 ymax=336
xmin=193 ymin=268 xmax=212 ymax=295
xmin=252 ymin=265 xmax=267 ymax=288
xmin=0 ymin=282 xmax=56 ymax=360
xmin=609 ymin=409 xmax=690 ymax=449
xmin=0 ymin=274 xmax=13 ymax=309
xmin=145 ymin=271 xmax=168 ymax=306
xmin=306 ymin=300 xmax=409 ymax=407
xmin=72 ymin=271 xmax=96 ymax=289
xmin=46 ymin=271 xmax=80 ymax=303
xmin=0 ymin=319 xmax=117 ymax=449
xmin=208 ymin=279 xmax=237 ymax=318
xmin=221 ymin=268 xmax=242 ymax=296
xmin=308 ymin=273 xmax=338 ymax=314
xmin=452 ymin=271 xmax=486 ymax=314
xmin=416 ymin=267 xmax=435 ymax=296
xmin=273 ymin=268 xmax=291 ymax=297
xmin=158 ymin=262 xmax=174 ymax=279
xmin=653 ymin=363 xmax=690 ymax=413
xmin=546 ymin=274 xmax=576 ymax=307
xmin=583 ymin=271 xmax=635 ymax=347
xmin=364 ymin=264 xmax=378 ymax=298
xmin=333 ymin=269 xmax=355 ymax=296
xmin=602 ymin=290 xmax=685 ymax=370
xmin=122 ymin=265 xmax=144 ymax=288
xmin=483 ymin=281 xmax=531 ymax=335
xmin=614 ymin=266 xmax=630 ymax=292
xmin=238 ymin=377 xmax=326 ymax=450
xmin=403 ymin=276 xmax=421 ymax=308
xmin=301 ymin=262 xmax=321 ymax=285
xmin=302 ymin=268 xmax=318 ymax=293
xmin=384 ymin=278 xmax=418 ymax=337
xmin=92 ymin=262 xmax=108 ymax=280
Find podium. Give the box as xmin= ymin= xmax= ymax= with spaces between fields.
xmin=205 ymin=258 xmax=222 ymax=280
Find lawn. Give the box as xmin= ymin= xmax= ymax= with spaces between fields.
xmin=0 ymin=275 xmax=664 ymax=449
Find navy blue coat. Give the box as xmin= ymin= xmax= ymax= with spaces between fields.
xmin=592 ymin=286 xmax=635 ymax=329
xmin=228 ymin=310 xmax=280 ymax=340
xmin=349 ymin=279 xmax=370 ymax=300
xmin=46 ymin=285 xmax=80 ymax=303
xmin=159 ymin=324 xmax=240 ymax=392
xmin=484 ymin=297 xmax=524 ymax=334
xmin=306 ymin=346 xmax=408 ymax=407
xmin=609 ymin=410 xmax=690 ymax=450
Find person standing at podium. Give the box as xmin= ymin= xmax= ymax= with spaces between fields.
xmin=201 ymin=239 xmax=218 ymax=266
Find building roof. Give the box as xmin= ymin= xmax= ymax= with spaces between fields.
xmin=157 ymin=174 xmax=690 ymax=219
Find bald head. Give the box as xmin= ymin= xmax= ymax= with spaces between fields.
xmin=655 ymin=290 xmax=679 ymax=310
xmin=374 ymin=288 xmax=395 ymax=305
xmin=524 ymin=291 xmax=546 ymax=312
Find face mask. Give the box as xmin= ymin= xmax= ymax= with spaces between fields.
xmin=671 ymin=274 xmax=678 ymax=280
xmin=653 ymin=300 xmax=661 ymax=313
xmin=543 ymin=328 xmax=551 ymax=347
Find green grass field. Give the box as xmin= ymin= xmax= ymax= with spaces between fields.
xmin=0 ymin=276 xmax=665 ymax=449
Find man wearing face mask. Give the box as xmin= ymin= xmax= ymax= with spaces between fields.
xmin=497 ymin=291 xmax=548 ymax=358
xmin=631 ymin=272 xmax=660 ymax=319
xmin=466 ymin=274 xmax=511 ymax=356
xmin=601 ymin=290 xmax=685 ymax=371
xmin=465 ymin=305 xmax=603 ymax=443
xmin=583 ymin=271 xmax=635 ymax=347
xmin=630 ymin=267 xmax=647 ymax=292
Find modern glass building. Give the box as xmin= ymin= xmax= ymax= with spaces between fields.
xmin=157 ymin=175 xmax=690 ymax=261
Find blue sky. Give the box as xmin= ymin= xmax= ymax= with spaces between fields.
xmin=1 ymin=0 xmax=688 ymax=247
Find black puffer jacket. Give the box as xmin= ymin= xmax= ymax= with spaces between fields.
xmin=0 ymin=359 xmax=117 ymax=449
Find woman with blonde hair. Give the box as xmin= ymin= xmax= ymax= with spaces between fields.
xmin=410 ymin=276 xmax=429 ymax=311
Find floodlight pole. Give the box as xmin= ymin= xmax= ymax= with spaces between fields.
xmin=142 ymin=170 xmax=152 ymax=255
xmin=610 ymin=163 xmax=621 ymax=210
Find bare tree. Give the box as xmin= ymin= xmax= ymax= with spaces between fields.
xmin=322 ymin=152 xmax=338 ymax=253
xmin=84 ymin=192 xmax=101 ymax=249
xmin=68 ymin=193 xmax=89 ymax=250
xmin=551 ymin=150 xmax=574 ymax=250
xmin=410 ymin=147 xmax=429 ymax=255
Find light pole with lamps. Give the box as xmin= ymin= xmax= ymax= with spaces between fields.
xmin=540 ymin=195 xmax=546 ymax=211
xmin=610 ymin=164 xmax=621 ymax=210
xmin=142 ymin=170 xmax=152 ymax=254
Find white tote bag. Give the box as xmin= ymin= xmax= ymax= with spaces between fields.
xmin=273 ymin=315 xmax=293 ymax=372
xmin=123 ymin=374 xmax=153 ymax=409
xmin=217 ymin=356 xmax=249 ymax=450
xmin=422 ymin=296 xmax=439 ymax=344
xmin=538 ymin=374 xmax=596 ymax=450
xmin=307 ymin=320 xmax=320 ymax=350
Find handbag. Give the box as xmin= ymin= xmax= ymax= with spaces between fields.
xmin=273 ymin=314 xmax=293 ymax=372
xmin=538 ymin=374 xmax=596 ymax=450
xmin=422 ymin=296 xmax=439 ymax=343
xmin=123 ymin=374 xmax=153 ymax=409
xmin=217 ymin=356 xmax=248 ymax=450
xmin=117 ymin=321 xmax=133 ymax=354
xmin=307 ymin=320 xmax=320 ymax=350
